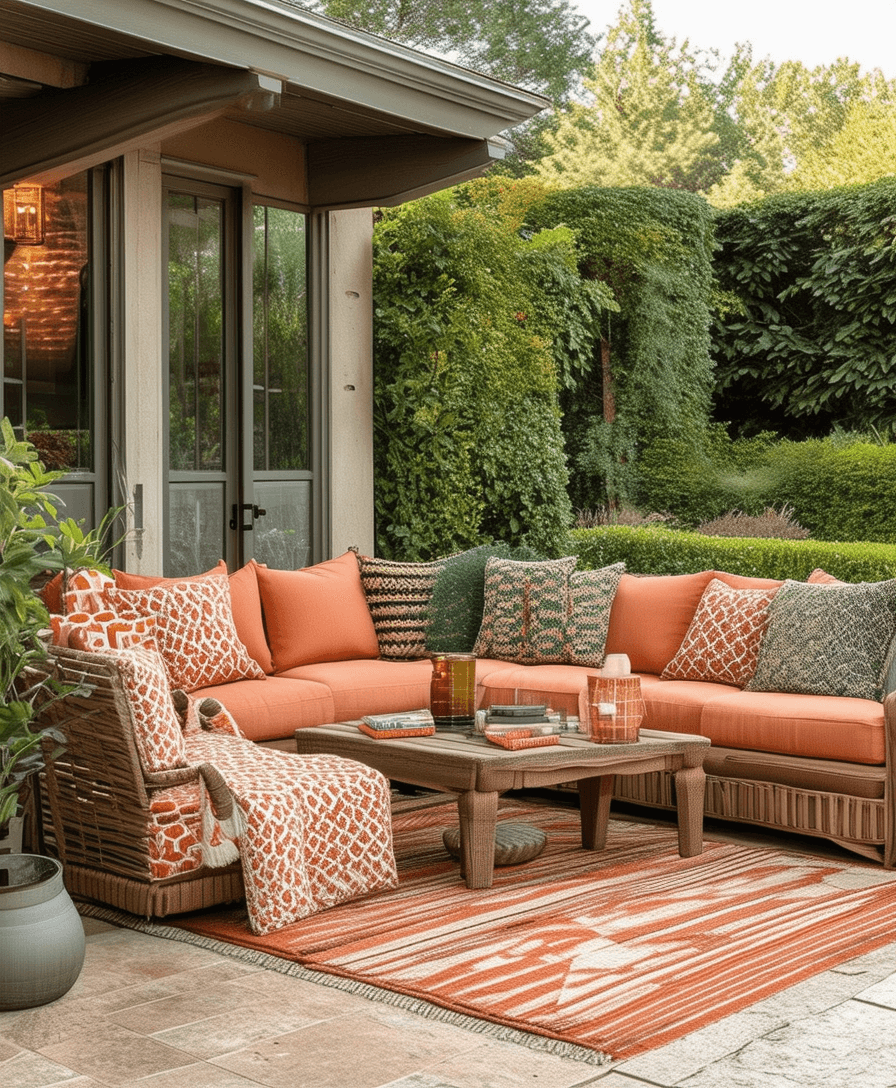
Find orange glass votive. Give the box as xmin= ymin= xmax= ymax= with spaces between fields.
xmin=587 ymin=674 xmax=645 ymax=743
xmin=430 ymin=653 xmax=476 ymax=731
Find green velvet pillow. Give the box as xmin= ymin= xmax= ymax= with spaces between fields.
xmin=473 ymin=556 xmax=578 ymax=665
xmin=746 ymin=579 xmax=896 ymax=701
xmin=566 ymin=563 xmax=626 ymax=667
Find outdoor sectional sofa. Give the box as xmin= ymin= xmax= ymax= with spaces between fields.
xmin=38 ymin=548 xmax=896 ymax=922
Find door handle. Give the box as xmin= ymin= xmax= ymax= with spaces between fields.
xmin=229 ymin=503 xmax=267 ymax=531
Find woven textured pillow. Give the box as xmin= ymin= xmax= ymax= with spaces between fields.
xmin=746 ymin=579 xmax=896 ymax=701
xmin=105 ymin=575 xmax=266 ymax=693
xmin=51 ymin=610 xmax=157 ymax=653
xmin=566 ymin=563 xmax=626 ymax=667
xmin=473 ymin=556 xmax=577 ymax=665
xmin=358 ymin=554 xmax=445 ymax=659
xmin=662 ymin=578 xmax=778 ymax=687
xmin=104 ymin=645 xmax=187 ymax=774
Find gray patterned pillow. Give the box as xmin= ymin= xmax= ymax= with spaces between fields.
xmin=566 ymin=563 xmax=626 ymax=667
xmin=473 ymin=556 xmax=577 ymax=664
xmin=746 ymin=579 xmax=896 ymax=701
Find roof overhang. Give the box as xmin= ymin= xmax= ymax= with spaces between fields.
xmin=0 ymin=0 xmax=548 ymax=207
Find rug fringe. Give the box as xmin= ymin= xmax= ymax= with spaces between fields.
xmin=77 ymin=902 xmax=611 ymax=1067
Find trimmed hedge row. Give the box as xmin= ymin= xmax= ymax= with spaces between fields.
xmin=567 ymin=526 xmax=896 ymax=583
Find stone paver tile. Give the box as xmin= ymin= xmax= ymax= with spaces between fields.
xmin=381 ymin=1034 xmax=610 ymax=1087
xmin=0 ymin=1047 xmax=87 ymax=1088
xmin=678 ymin=999 xmax=896 ymax=1088
xmin=150 ymin=991 xmax=341 ymax=1059
xmin=119 ymin=1060 xmax=270 ymax=1087
xmin=229 ymin=968 xmax=378 ymax=1016
xmin=854 ymin=972 xmax=896 ymax=1009
xmin=612 ymin=1006 xmax=784 ymax=1086
xmin=211 ymin=1011 xmax=483 ymax=1088
xmin=37 ymin=1021 xmax=196 ymax=1087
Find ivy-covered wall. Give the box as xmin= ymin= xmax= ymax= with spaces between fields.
xmin=525 ymin=186 xmax=717 ymax=510
xmin=371 ymin=187 xmax=607 ymax=560
xmin=712 ymin=177 xmax=896 ymax=438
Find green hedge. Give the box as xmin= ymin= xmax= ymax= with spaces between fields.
xmin=567 ymin=526 xmax=896 ymax=583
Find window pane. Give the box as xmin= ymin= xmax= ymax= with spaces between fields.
xmin=168 ymin=483 xmax=226 ymax=577
xmin=253 ymin=205 xmax=308 ymax=471
xmin=2 ymin=173 xmax=92 ymax=470
xmin=167 ymin=193 xmax=224 ymax=472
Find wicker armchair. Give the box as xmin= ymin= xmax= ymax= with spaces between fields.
xmin=36 ymin=645 xmax=244 ymax=918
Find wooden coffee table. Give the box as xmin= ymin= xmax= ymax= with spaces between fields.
xmin=294 ymin=725 xmax=710 ymax=889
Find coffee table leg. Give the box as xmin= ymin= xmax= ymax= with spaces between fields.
xmin=579 ymin=774 xmax=614 ymax=850
xmin=457 ymin=789 xmax=499 ymax=889
xmin=673 ymin=755 xmax=706 ymax=857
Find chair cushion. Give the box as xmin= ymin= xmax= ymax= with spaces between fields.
xmin=283 ymin=658 xmax=433 ymax=722
xmin=194 ymin=676 xmax=337 ymax=741
xmin=106 ymin=575 xmax=266 ymax=693
xmin=473 ymin=556 xmax=578 ymax=664
xmin=662 ymin=578 xmax=778 ymax=687
xmin=256 ymin=552 xmax=380 ymax=671
xmin=604 ymin=571 xmax=716 ymax=675
xmin=746 ymin=579 xmax=896 ymax=701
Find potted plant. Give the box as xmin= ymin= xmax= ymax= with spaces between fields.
xmin=0 ymin=417 xmax=119 ymax=1009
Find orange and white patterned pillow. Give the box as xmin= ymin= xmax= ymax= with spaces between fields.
xmin=104 ymin=574 xmax=266 ymax=693
xmin=62 ymin=568 xmax=114 ymax=615
xmin=102 ymin=645 xmax=187 ymax=774
xmin=661 ymin=578 xmax=779 ymax=688
xmin=50 ymin=610 xmax=157 ymax=652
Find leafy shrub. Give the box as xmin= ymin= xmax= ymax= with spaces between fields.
xmin=712 ymin=178 xmax=896 ymax=438
xmin=568 ymin=526 xmax=896 ymax=583
xmin=372 ymin=192 xmax=576 ymax=559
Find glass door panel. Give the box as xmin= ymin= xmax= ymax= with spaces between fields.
xmin=164 ymin=182 xmax=234 ymax=577
xmin=249 ymin=203 xmax=311 ymax=569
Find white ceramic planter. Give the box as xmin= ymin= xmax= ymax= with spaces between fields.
xmin=0 ymin=854 xmax=85 ymax=1010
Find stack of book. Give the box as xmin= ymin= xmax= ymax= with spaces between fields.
xmin=358 ymin=709 xmax=436 ymax=739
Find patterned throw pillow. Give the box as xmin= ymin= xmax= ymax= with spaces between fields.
xmin=357 ymin=555 xmax=445 ymax=659
xmin=62 ymin=568 xmax=114 ymax=615
xmin=473 ymin=556 xmax=577 ymax=665
xmin=662 ymin=578 xmax=778 ymax=687
xmin=746 ymin=579 xmax=896 ymax=701
xmin=105 ymin=575 xmax=266 ymax=693
xmin=566 ymin=563 xmax=626 ymax=667
xmin=103 ymin=645 xmax=187 ymax=774
xmin=51 ymin=610 xmax=157 ymax=652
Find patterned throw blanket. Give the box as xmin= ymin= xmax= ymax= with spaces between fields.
xmin=183 ymin=731 xmax=398 ymax=935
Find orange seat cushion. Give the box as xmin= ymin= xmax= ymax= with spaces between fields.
xmin=256 ymin=552 xmax=380 ymax=671
xmin=283 ymin=658 xmax=433 ymax=722
xmin=642 ymin=678 xmax=741 ymax=734
xmin=195 ymin=676 xmax=336 ymax=741
xmin=604 ymin=571 xmax=716 ymax=675
xmin=698 ymin=688 xmax=885 ymax=764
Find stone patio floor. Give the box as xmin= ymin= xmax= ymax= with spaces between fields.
xmin=3 ymin=814 xmax=896 ymax=1088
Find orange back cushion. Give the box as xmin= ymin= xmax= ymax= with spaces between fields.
xmin=712 ymin=570 xmax=784 ymax=591
xmin=256 ymin=551 xmax=380 ymax=671
xmin=604 ymin=570 xmax=716 ymax=675
xmin=113 ymin=559 xmax=273 ymax=673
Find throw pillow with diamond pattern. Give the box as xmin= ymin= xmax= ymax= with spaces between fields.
xmin=566 ymin=563 xmax=626 ymax=667
xmin=662 ymin=578 xmax=778 ymax=687
xmin=746 ymin=579 xmax=896 ymax=701
xmin=106 ymin=574 xmax=266 ymax=692
xmin=473 ymin=556 xmax=577 ymax=665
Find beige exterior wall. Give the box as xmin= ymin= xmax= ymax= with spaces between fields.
xmin=161 ymin=119 xmax=308 ymax=205
xmin=327 ymin=208 xmax=375 ymax=557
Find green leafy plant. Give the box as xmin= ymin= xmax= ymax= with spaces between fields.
xmin=0 ymin=418 xmax=115 ymax=833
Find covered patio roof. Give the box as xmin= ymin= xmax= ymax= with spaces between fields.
xmin=0 ymin=0 xmax=549 ymax=207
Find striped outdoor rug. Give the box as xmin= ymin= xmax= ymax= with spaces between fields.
xmin=168 ymin=799 xmax=896 ymax=1061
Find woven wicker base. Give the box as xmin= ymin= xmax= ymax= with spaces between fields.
xmin=442 ymin=823 xmax=547 ymax=866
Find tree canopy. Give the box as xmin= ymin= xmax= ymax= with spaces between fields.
xmin=308 ymin=0 xmax=596 ymax=104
